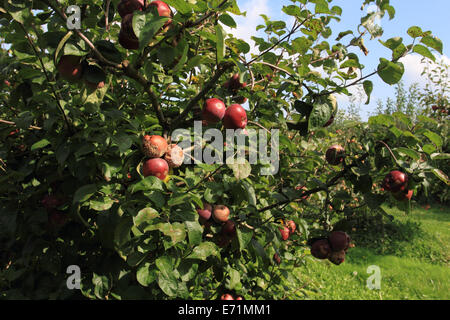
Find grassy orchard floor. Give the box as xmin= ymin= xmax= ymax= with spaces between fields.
xmin=290 ymin=204 xmax=449 ymax=300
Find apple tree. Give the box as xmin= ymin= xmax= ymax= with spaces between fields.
xmin=0 ymin=0 xmax=448 ymax=299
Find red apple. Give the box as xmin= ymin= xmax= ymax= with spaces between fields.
xmin=287 ymin=220 xmax=296 ymax=234
xmin=142 ymin=135 xmax=168 ymax=158
xmin=164 ymin=144 xmax=184 ymax=168
xmin=48 ymin=209 xmax=69 ymax=228
xmin=85 ymin=80 xmax=105 ymax=90
xmin=202 ymin=98 xmax=226 ymax=124
xmin=328 ymin=231 xmax=351 ymax=252
xmin=236 ymin=296 xmax=243 ymax=300
xmin=273 ymin=253 xmax=281 ymax=265
xmin=117 ymin=0 xmax=145 ymax=18
xmin=224 ymin=73 xmax=246 ymax=91
xmin=149 ymin=1 xmax=172 ymax=18
xmin=223 ymin=104 xmax=247 ymax=129
xmin=197 ymin=202 xmax=212 ymax=223
xmin=213 ymin=205 xmax=230 ymax=223
xmin=57 ymin=55 xmax=83 ymax=81
xmin=432 ymin=105 xmax=438 ymax=111
xmin=325 ymin=145 xmax=345 ymax=165
xmin=221 ymin=294 xmax=234 ymax=300
xmin=142 ymin=158 xmax=169 ymax=180
xmin=4 ymin=80 xmax=11 ymax=86
xmin=311 ymin=239 xmax=331 ymax=259
xmin=41 ymin=194 xmax=64 ymax=210
xmin=382 ymin=170 xmax=408 ymax=193
xmin=279 ymin=226 xmax=290 ymax=241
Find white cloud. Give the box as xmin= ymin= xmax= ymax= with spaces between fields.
xmin=399 ymin=54 xmax=450 ymax=85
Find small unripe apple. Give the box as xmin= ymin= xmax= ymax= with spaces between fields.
xmin=287 ymin=220 xmax=296 ymax=234
xmin=117 ymin=0 xmax=145 ymax=18
xmin=119 ymin=13 xmax=139 ymax=50
xmin=325 ymin=144 xmax=345 ymax=165
xmin=279 ymin=226 xmax=290 ymax=241
xmin=142 ymin=135 xmax=168 ymax=158
xmin=311 ymin=239 xmax=331 ymax=259
xmin=222 ymin=220 xmax=236 ymax=238
xmin=382 ymin=170 xmax=408 ymax=193
xmin=223 ymin=104 xmax=247 ymax=129
xmin=57 ymin=55 xmax=83 ymax=82
xmin=328 ymin=250 xmax=346 ymax=265
xmin=202 ymin=98 xmax=226 ymax=124
xmin=328 ymin=231 xmax=351 ymax=252
xmin=213 ymin=205 xmax=230 ymax=223
xmin=393 ymin=189 xmax=413 ymax=202
xmin=221 ymin=294 xmax=234 ymax=300
xmin=164 ymin=144 xmax=184 ymax=168
xmin=142 ymin=158 xmax=169 ymax=180
xmin=197 ymin=202 xmax=212 ymax=223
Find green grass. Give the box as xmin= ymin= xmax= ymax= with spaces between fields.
xmin=292 ymin=204 xmax=450 ymax=300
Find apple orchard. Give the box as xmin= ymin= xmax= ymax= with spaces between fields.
xmin=0 ymin=0 xmax=448 ymax=300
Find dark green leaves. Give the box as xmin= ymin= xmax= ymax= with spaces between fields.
xmin=133 ymin=11 xmax=169 ymax=50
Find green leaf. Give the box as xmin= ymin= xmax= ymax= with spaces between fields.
xmin=432 ymin=169 xmax=449 ymax=185
xmin=396 ymin=147 xmax=421 ymax=160
xmin=215 ymin=24 xmax=226 ymax=63
xmin=163 ymin=0 xmax=191 ymax=14
xmin=423 ymin=130 xmax=443 ymax=148
xmin=157 ymin=272 xmax=178 ymax=297
xmin=363 ymin=80 xmax=373 ymax=105
xmin=133 ymin=12 xmax=169 ymax=50
xmin=237 ymin=227 xmax=253 ymax=251
xmin=219 ymin=13 xmax=236 ymax=28
xmin=130 ymin=176 xmax=164 ymax=193
xmin=225 ymin=268 xmax=241 ymax=290
xmin=420 ymin=35 xmax=443 ymax=54
xmin=156 ymin=256 xmax=173 ymax=277
xmin=413 ymin=44 xmax=435 ymax=62
xmin=187 ymin=242 xmax=219 ymax=261
xmin=136 ymin=262 xmax=157 ymax=287
xmin=73 ymin=184 xmax=97 ymax=204
xmin=133 ymin=207 xmax=159 ymax=228
xmin=377 ymin=58 xmax=404 ymax=85
xmin=185 ymin=221 xmax=203 ymax=246
xmin=407 ymin=26 xmax=424 ymax=38
xmin=31 ymin=139 xmax=50 ymax=151
xmin=430 ymin=153 xmax=450 ymax=160
xmin=90 ymin=198 xmax=114 ymax=211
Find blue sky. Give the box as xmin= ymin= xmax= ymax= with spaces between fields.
xmin=231 ymin=0 xmax=450 ymax=119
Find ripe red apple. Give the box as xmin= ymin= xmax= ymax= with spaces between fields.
xmin=235 ymin=296 xmax=243 ymax=300
xmin=202 ymin=98 xmax=226 ymax=124
xmin=117 ymin=0 xmax=145 ymax=18
xmin=57 ymin=55 xmax=83 ymax=81
xmin=119 ymin=13 xmax=139 ymax=50
xmin=213 ymin=205 xmax=230 ymax=223
xmin=328 ymin=250 xmax=346 ymax=265
xmin=221 ymin=220 xmax=236 ymax=238
xmin=279 ymin=226 xmax=290 ymax=241
xmin=149 ymin=1 xmax=172 ymax=18
xmin=142 ymin=135 xmax=168 ymax=158
xmin=287 ymin=220 xmax=296 ymax=234
xmin=223 ymin=104 xmax=247 ymax=129
xmin=325 ymin=145 xmax=345 ymax=165
xmin=142 ymin=158 xmax=169 ymax=180
xmin=4 ymin=80 xmax=11 ymax=86
xmin=328 ymin=231 xmax=351 ymax=252
xmin=221 ymin=294 xmax=234 ymax=300
xmin=393 ymin=189 xmax=413 ymax=202
xmin=197 ymin=202 xmax=212 ymax=223
xmin=224 ymin=73 xmax=246 ymax=91
xmin=311 ymin=239 xmax=331 ymax=259
xmin=382 ymin=170 xmax=408 ymax=193
xmin=432 ymin=105 xmax=438 ymax=111
xmin=164 ymin=144 xmax=184 ymax=168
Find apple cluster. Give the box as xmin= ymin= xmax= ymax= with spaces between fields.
xmin=196 ymin=203 xmax=237 ymax=247
xmin=118 ymin=0 xmax=173 ymax=50
xmin=202 ymin=97 xmax=248 ymax=130
xmin=56 ymin=55 xmax=106 ymax=89
xmin=381 ymin=170 xmax=413 ymax=202
xmin=141 ymin=135 xmax=184 ymax=181
xmin=279 ymin=220 xmax=296 ymax=241
xmin=310 ymin=231 xmax=352 ymax=265
xmin=431 ymin=104 xmax=449 ymax=115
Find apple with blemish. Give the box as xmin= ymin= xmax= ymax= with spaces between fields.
xmin=325 ymin=145 xmax=345 ymax=165
xmin=142 ymin=135 xmax=168 ymax=158
xmin=142 ymin=158 xmax=169 ymax=180
xmin=311 ymin=239 xmax=331 ymax=259
xmin=279 ymin=226 xmax=290 ymax=241
xmin=164 ymin=144 xmax=184 ymax=168
xmin=382 ymin=170 xmax=408 ymax=193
